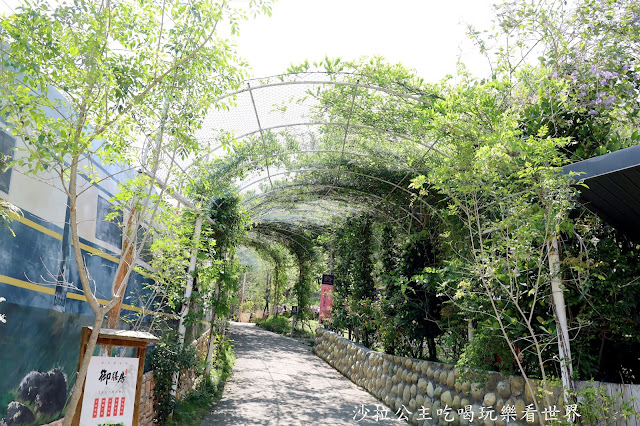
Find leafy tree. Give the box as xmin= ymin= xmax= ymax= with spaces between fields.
xmin=0 ymin=154 xmax=20 ymax=236
xmin=472 ymin=0 xmax=640 ymax=387
xmin=149 ymin=334 xmax=199 ymax=425
xmin=131 ymin=210 xmax=193 ymax=333
xmin=411 ymin=74 xmax=576 ymax=409
xmin=245 ymin=237 xmax=292 ymax=318
xmin=471 ymin=0 xmax=640 ymax=159
xmin=398 ymin=231 xmax=444 ymax=360
xmin=0 ymin=0 xmax=270 ymax=421
xmin=564 ymin=221 xmax=640 ymax=382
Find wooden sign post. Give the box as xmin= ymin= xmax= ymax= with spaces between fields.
xmin=71 ymin=327 xmax=159 ymax=426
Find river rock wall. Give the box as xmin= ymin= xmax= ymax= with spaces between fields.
xmin=314 ymin=328 xmax=563 ymax=426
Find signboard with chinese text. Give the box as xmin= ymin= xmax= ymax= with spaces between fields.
xmin=319 ymin=284 xmax=334 ymax=323
xmin=79 ymin=356 xmax=139 ymax=426
xmin=321 ymin=274 xmax=334 ymax=286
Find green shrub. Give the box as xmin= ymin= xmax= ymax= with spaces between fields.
xmin=168 ymin=335 xmax=235 ymax=426
xmin=256 ymin=316 xmax=291 ymax=335
xmin=573 ymin=382 xmax=637 ymax=425
xmin=149 ymin=334 xmax=200 ymax=425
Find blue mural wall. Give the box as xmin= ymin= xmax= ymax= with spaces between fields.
xmin=0 ymin=85 xmax=158 ymax=423
xmin=0 ymin=207 xmax=154 ymax=424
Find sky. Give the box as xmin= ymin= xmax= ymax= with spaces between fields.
xmin=0 ymin=0 xmax=498 ymax=83
xmin=232 ymin=0 xmax=498 ymax=82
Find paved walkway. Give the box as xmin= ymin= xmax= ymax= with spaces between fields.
xmin=201 ymin=322 xmax=396 ymax=425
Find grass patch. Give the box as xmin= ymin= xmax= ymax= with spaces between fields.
xmin=167 ymin=336 xmax=235 ymax=426
xmin=254 ymin=315 xmax=290 ymax=335
xmin=254 ymin=316 xmax=317 ymax=338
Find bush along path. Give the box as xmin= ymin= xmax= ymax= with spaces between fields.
xmin=151 ymin=334 xmax=236 ymax=426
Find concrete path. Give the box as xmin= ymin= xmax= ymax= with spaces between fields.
xmin=201 ymin=322 xmax=397 ymax=425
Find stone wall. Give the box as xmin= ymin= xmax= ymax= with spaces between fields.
xmin=138 ymin=371 xmax=156 ymax=426
xmin=314 ymin=328 xmax=563 ymax=426
xmin=176 ymin=328 xmax=211 ymax=399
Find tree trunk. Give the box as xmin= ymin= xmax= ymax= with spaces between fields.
xmin=548 ymin=234 xmax=574 ymax=400
xmin=106 ymin=208 xmax=137 ymax=331
xmin=63 ymin=154 xmax=114 ymax=426
xmin=63 ymin=314 xmax=105 ymax=426
xmin=173 ymin=216 xmax=203 ymax=397
xmin=427 ymin=336 xmax=437 ymax=361
xmin=264 ymin=272 xmax=270 ymax=317
xmin=239 ymin=272 xmax=246 ymax=316
xmin=597 ymin=329 xmax=606 ymax=374
xmin=273 ymin=267 xmax=279 ymax=317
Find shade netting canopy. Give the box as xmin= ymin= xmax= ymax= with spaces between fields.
xmin=160 ymin=66 xmax=445 ymax=264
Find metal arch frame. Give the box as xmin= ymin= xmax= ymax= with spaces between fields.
xmin=241 ymin=70 xmax=434 ymax=98
xmin=235 ymin=167 xmax=434 ymax=211
xmin=247 ymin=80 xmax=274 ymax=188
xmin=249 ymin=194 xmax=409 ymax=226
xmin=252 ymin=220 xmax=323 ymax=243
xmin=243 ymin=183 xmax=405 ymax=212
xmin=251 ymin=208 xmax=340 ymax=226
xmin=214 ymin=149 xmax=422 ymax=185
xmin=242 ymin=236 xmax=290 ymax=268
xmin=243 ymin=232 xmax=313 ymax=265
xmin=250 ymin=226 xmax=314 ymax=256
xmin=250 ymin=204 xmax=409 ymax=232
xmin=240 ymin=183 xmax=420 ymax=222
xmin=252 ymin=217 xmax=326 ymax=234
xmin=242 ymin=182 xmax=421 ymax=225
xmin=248 ymin=197 xmax=365 ymax=216
xmin=148 ymin=162 xmax=420 ymax=229
xmin=236 ymin=122 xmax=418 ymax=143
xmin=216 ymin=78 xmax=432 ymax=104
xmin=204 ymin=121 xmax=444 ymax=157
xmin=338 ymin=81 xmax=359 ymax=167
xmin=252 ymin=222 xmax=327 ymax=242
xmin=250 ymin=204 xmax=362 ymax=220
xmin=330 ymin=81 xmax=359 ymax=198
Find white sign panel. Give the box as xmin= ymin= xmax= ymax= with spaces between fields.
xmin=79 ymin=356 xmax=139 ymax=426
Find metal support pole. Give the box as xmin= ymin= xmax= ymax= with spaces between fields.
xmin=239 ymin=272 xmax=246 ymax=315
xmin=173 ymin=216 xmax=203 ymax=397
xmin=178 ymin=216 xmax=204 ymax=346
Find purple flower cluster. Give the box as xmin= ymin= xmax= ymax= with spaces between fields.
xmin=589 ymin=66 xmax=621 ymax=86
xmin=569 ymin=63 xmax=640 ymax=112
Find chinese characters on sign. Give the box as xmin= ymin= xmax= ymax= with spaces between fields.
xmin=319 ymin=282 xmax=334 ymax=324
xmin=79 ymin=356 xmax=139 ymax=426
xmin=351 ymin=403 xmax=581 ymax=423
xmin=98 ymin=369 xmax=127 ymax=386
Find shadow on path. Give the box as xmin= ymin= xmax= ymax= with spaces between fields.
xmin=201 ymin=322 xmax=396 ymax=425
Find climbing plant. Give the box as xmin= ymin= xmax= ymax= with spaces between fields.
xmin=328 ymin=214 xmax=377 ymax=346
xmin=149 ymin=334 xmax=200 ymax=425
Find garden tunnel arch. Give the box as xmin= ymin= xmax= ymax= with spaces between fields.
xmin=152 ymin=69 xmax=443 ymax=273
xmin=153 ymin=65 xmax=576 ymax=394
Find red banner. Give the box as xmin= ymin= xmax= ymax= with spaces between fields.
xmin=319 ymin=284 xmax=334 ymax=324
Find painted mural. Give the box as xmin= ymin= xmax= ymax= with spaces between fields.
xmin=0 ymin=126 xmax=155 ymax=424
xmin=0 ymin=223 xmax=153 ymax=423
